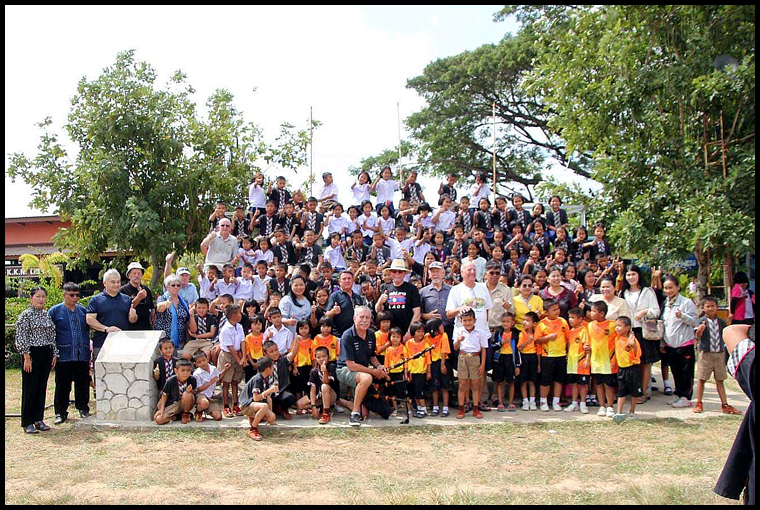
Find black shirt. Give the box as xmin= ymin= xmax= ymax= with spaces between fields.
xmin=308 ymin=361 xmax=339 ymax=396
xmin=327 ymin=290 xmax=365 ymax=336
xmin=439 ymin=184 xmax=457 ymax=205
xmin=239 ymin=371 xmax=275 ymax=407
xmin=120 ymin=283 xmax=154 ymax=331
xmin=337 ymin=325 xmax=377 ymax=369
xmin=273 ymin=241 xmax=297 ymax=266
xmin=161 ymin=374 xmax=197 ymax=406
xmin=382 ymin=282 xmax=421 ymax=334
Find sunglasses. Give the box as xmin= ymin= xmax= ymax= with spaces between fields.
xmin=168 ymin=284 xmax=181 ymax=287
xmin=66 ymin=293 xmax=80 ymax=297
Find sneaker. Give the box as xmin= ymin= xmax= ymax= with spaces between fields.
xmin=232 ymin=405 xmax=243 ymax=416
xmin=663 ymin=386 xmax=674 ymax=396
xmin=606 ymin=407 xmax=615 ymax=418
xmin=349 ymin=413 xmax=361 ymax=426
xmin=552 ymin=403 xmax=563 ymax=412
xmin=79 ymin=408 xmax=90 ymax=419
xmin=540 ymin=402 xmax=550 ymax=412
xmin=472 ymin=408 xmax=484 ymax=419
xmin=54 ymin=414 xmax=67 ymax=425
xmin=34 ymin=421 xmax=51 ymax=431
xmin=597 ymin=407 xmax=607 ymax=417
xmin=666 ymin=396 xmax=681 ymax=405
xmin=441 ymin=408 xmax=450 ymax=417
xmin=223 ymin=407 xmax=233 ymax=418
xmin=627 ymin=413 xmax=637 ymax=420
xmin=564 ymin=403 xmax=577 ymax=413
xmin=335 ymin=405 xmax=346 ymax=414
xmin=318 ymin=413 xmax=331 ymax=424
xmin=579 ymin=402 xmax=589 ymax=414
xmin=693 ymin=402 xmax=704 ymax=413
xmin=613 ymin=413 xmax=627 ymax=424
xmin=415 ymin=410 xmax=427 ymax=419
xmin=721 ymin=404 xmax=741 ymax=415
xmin=671 ymin=397 xmax=692 ymax=408
xmin=248 ymin=427 xmax=263 ymax=441
xmin=522 ymin=401 xmax=530 ymax=411
xmin=430 ymin=408 xmax=439 ymax=416
xmin=529 ymin=402 xmax=538 ymax=411
xmin=456 ymin=409 xmax=466 ymax=419
xmin=23 ymin=424 xmax=39 ymax=434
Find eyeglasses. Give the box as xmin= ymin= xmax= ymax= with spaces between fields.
xmin=219 ymin=225 xmax=231 ymax=228
xmin=487 ymin=271 xmax=500 ymax=276
xmin=168 ymin=284 xmax=181 ymax=287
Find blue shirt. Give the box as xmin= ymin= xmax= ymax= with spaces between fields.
xmin=86 ymin=291 xmax=133 ymax=348
xmin=178 ymin=283 xmax=199 ymax=306
xmin=49 ymin=303 xmax=90 ymax=362
xmin=337 ymin=325 xmax=377 ymax=369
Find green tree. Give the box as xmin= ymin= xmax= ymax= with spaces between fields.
xmin=523 ymin=5 xmax=755 ymax=301
xmin=7 ymin=50 xmax=316 ymax=288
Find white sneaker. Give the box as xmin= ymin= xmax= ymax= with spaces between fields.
xmin=522 ymin=401 xmax=529 ymax=411
xmin=606 ymin=407 xmax=615 ymax=418
xmin=671 ymin=397 xmax=692 ymax=408
xmin=613 ymin=413 xmax=627 ymax=424
xmin=335 ymin=405 xmax=346 ymax=414
xmin=552 ymin=403 xmax=563 ymax=412
xmin=627 ymin=413 xmax=637 ymax=420
xmin=540 ymin=402 xmax=550 ymax=412
xmin=579 ymin=402 xmax=589 ymax=414
xmin=529 ymin=402 xmax=538 ymax=411
xmin=564 ymin=403 xmax=577 ymax=413
xmin=666 ymin=396 xmax=680 ymax=405
xmin=597 ymin=407 xmax=607 ymax=417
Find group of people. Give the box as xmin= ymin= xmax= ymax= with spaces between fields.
xmin=15 ymin=168 xmax=754 ymax=446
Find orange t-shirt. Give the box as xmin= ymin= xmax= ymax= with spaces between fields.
xmin=424 ymin=332 xmax=450 ymax=362
xmin=588 ymin=320 xmax=617 ymax=374
xmin=566 ymin=326 xmax=590 ymax=375
xmin=518 ymin=330 xmax=537 ymax=355
xmin=614 ymin=334 xmax=642 ymax=369
xmin=245 ymin=333 xmax=264 ymax=360
xmin=536 ymin=317 xmax=570 ymax=357
xmin=384 ymin=344 xmax=409 ymax=373
xmin=406 ymin=338 xmax=431 ymax=374
xmin=500 ymin=330 xmax=515 ymax=355
xmin=294 ymin=336 xmax=314 ymax=367
xmin=312 ymin=334 xmax=340 ymax=362
xmin=375 ymin=330 xmax=391 ymax=355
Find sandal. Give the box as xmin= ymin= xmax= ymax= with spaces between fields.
xmin=232 ymin=404 xmax=243 ymax=416
xmin=721 ymin=404 xmax=741 ymax=415
xmin=181 ymin=412 xmax=191 ymax=424
xmin=507 ymin=404 xmax=517 ymax=412
xmin=195 ymin=411 xmax=205 ymax=422
xmin=223 ymin=407 xmax=233 ymax=418
xmin=636 ymin=395 xmax=650 ymax=405
xmin=497 ymin=404 xmax=506 ymax=412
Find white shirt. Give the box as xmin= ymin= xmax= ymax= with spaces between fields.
xmin=219 ymin=321 xmax=245 ymax=353
xmin=193 ymin=364 xmax=220 ymax=399
xmin=414 ymin=214 xmax=435 ymax=231
xmin=387 ymin=238 xmax=416 ymax=260
xmin=324 ymin=245 xmax=347 ymax=269
xmin=215 ymin=278 xmax=239 ymax=299
xmin=234 ymin=277 xmax=255 ymax=302
xmin=379 ymin=216 xmax=395 ymax=235
xmin=470 ymin=183 xmax=491 ymax=205
xmin=265 ymin=324 xmax=294 ymax=354
xmin=360 ymin=213 xmax=379 ymax=237
xmin=320 ymin=183 xmax=339 ymax=201
xmin=327 ymin=215 xmax=350 ymax=236
xmin=456 ymin=327 xmax=490 ymax=354
xmin=237 ymin=248 xmax=256 ymax=269
xmin=434 ymin=210 xmax=456 ymax=232
xmin=622 ymin=287 xmax=660 ymax=329
xmin=253 ymin=249 xmax=274 ymax=266
xmin=248 ymin=183 xmax=266 ymax=209
xmin=252 ymin=275 xmax=271 ymax=303
xmin=198 ymin=276 xmax=218 ymax=300
xmin=446 ymin=281 xmax=494 ymax=339
xmin=352 ymin=183 xmax=372 ymax=204
xmin=412 ymin=241 xmax=431 ymax=264
xmin=376 ymin=179 xmax=399 ymax=205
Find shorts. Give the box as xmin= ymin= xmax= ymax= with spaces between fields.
xmin=337 ymin=365 xmax=359 ymax=389
xmin=697 ymin=351 xmax=728 ymax=381
xmin=430 ymin=359 xmax=453 ymax=390
xmin=633 ymin=327 xmax=660 ymax=365
xmin=181 ymin=339 xmax=213 ymax=358
xmin=566 ymin=374 xmax=590 ymax=385
xmin=218 ymin=350 xmax=244 ymax=383
xmin=197 ymin=393 xmax=223 ymax=414
xmin=540 ymin=356 xmax=567 ymax=386
xmin=457 ymin=352 xmax=482 ymax=381
xmin=491 ymin=354 xmax=516 ymax=383
xmin=389 ymin=371 xmax=407 ymax=400
xmin=160 ymin=401 xmax=186 ymax=419
xmin=410 ymin=373 xmax=427 ymax=400
xmin=291 ymin=365 xmax=312 ymax=394
xmin=516 ymin=353 xmax=539 ymax=384
xmin=592 ymin=373 xmax=618 ymax=387
xmin=617 ymin=366 xmax=643 ymax=398
xmin=242 ymin=400 xmax=270 ymax=418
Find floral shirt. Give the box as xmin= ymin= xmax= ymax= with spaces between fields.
xmin=15 ymin=306 xmax=58 ymax=357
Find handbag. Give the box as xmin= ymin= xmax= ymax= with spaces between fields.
xmin=642 ymin=319 xmax=664 ymax=341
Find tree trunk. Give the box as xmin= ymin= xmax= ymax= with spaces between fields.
xmin=149 ymin=250 xmax=161 ymax=290
xmin=694 ymin=242 xmax=710 ymax=304
xmin=723 ymin=253 xmax=734 ymax=303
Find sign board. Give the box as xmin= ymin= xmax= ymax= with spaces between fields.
xmin=5 ymin=264 xmax=65 ymax=279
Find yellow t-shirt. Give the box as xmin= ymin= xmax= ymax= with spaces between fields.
xmin=517 ymin=330 xmax=537 ymax=355
xmin=245 ymin=333 xmax=264 ymax=360
xmin=312 ymin=334 xmax=340 ymax=362
xmin=566 ymin=326 xmax=590 ymax=375
xmin=294 ymin=336 xmax=314 ymax=368
xmin=500 ymin=330 xmax=515 ymax=355
xmin=513 ymin=294 xmax=544 ymax=332
xmin=385 ymin=344 xmax=408 ymax=374
xmin=588 ymin=320 xmax=617 ymax=374
xmin=406 ymin=339 xmax=431 ymax=374
xmin=614 ymin=334 xmax=642 ymax=369
xmin=424 ymin=332 xmax=450 ymax=362
xmin=536 ymin=317 xmax=570 ymax=358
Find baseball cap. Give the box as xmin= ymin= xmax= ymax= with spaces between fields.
xmin=176 ymin=267 xmax=191 ymax=276
xmin=429 ymin=262 xmax=445 ymax=270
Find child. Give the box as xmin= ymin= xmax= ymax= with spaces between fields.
xmin=406 ymin=321 xmax=432 ymax=418
xmin=535 ymin=299 xmax=570 ymax=411
xmin=351 ymin=171 xmax=372 ymax=205
xmin=313 ymin=317 xmax=341 ymax=362
xmin=359 ymin=200 xmax=380 ymax=245
xmin=264 ymin=291 xmax=283 ymax=319
xmin=369 ymin=231 xmax=392 ymax=269
xmin=371 ymin=166 xmax=400 ymax=216
xmin=197 ymin=264 xmax=220 ymax=302
xmin=248 ymin=173 xmax=267 ymax=217
xmin=208 ymin=200 xmax=227 ymax=233
xmin=374 ymin=311 xmax=393 ymax=365
xmin=564 ymin=307 xmax=591 ymax=413
xmin=268 ymin=263 xmax=290 ymax=298
xmin=545 ymin=195 xmax=569 ymax=241
xmin=218 ymin=304 xmax=247 ymax=417
xmin=292 ymin=320 xmax=314 ymax=414
xmin=492 ymin=195 xmax=511 ymax=232
xmin=509 ymin=193 xmax=530 ymax=233
xmin=238 ymin=356 xmax=278 ymax=441
xmin=425 ymin=318 xmax=452 ymax=417
xmin=296 ymin=229 xmax=323 ymax=268
xmin=243 ymin=313 xmax=265 ymax=382
xmin=612 ymin=316 xmax=643 ymax=423
xmin=272 ymin=227 xmax=297 ymax=266
xmin=378 ymin=204 xmax=395 ymax=237
xmin=516 ymin=311 xmax=541 ymax=411
xmin=324 ymin=233 xmax=347 ymax=272
xmin=183 ymin=298 xmax=217 ymax=361
xmin=251 ymin=260 xmax=271 ymax=306
xmin=213 ymin=264 xmax=240 ymax=306
xmin=154 ymin=358 xmax=198 ymax=425
xmin=237 ymin=236 xmax=256 ymax=276
xmin=438 ymin=173 xmax=458 ymax=206
xmin=304 ymin=346 xmax=354 ymax=424
xmin=456 ymin=196 xmax=474 ymax=236
xmin=413 ymin=202 xmax=436 ymax=234
xmin=382 ymin=328 xmax=410 ymax=417
xmin=326 ymin=204 xmax=350 ymax=238
xmin=193 ymin=350 xmax=230 ymax=422
xmin=268 ymin=175 xmax=292 ymax=214
xmin=234 ymin=263 xmax=256 ymax=308
xmin=253 ymin=237 xmax=274 ymax=266
xmin=490 ymin=312 xmax=522 ymax=412
xmin=693 ymin=296 xmax=741 ymax=415
xmin=152 ymin=337 xmax=178 ymax=392
xmin=469 ymin=172 xmax=491 ymax=211
xmin=448 ymin=224 xmax=468 ymax=261
xmin=431 ymin=196 xmax=456 ymax=237
xmin=588 ymin=300 xmax=618 ymax=418
xmin=402 ymin=170 xmax=425 ymax=206
xmin=232 ymin=205 xmax=251 ymax=240
xmin=253 ymin=200 xmax=279 ymax=238
xmin=454 ymin=309 xmax=489 ymax=419
xmin=584 ymin=223 xmax=612 ymax=261
xmin=263 ymin=307 xmax=295 ymax=356
xmin=430 ymin=231 xmax=450 ymax=263
xmin=317 ymin=172 xmax=339 ymax=213
xmin=475 ymin=197 xmax=495 ymax=240
xmin=262 ymin=339 xmax=302 ymax=419
xmin=301 ymin=197 xmax=325 ymax=239
xmin=346 ymin=205 xmax=361 ymax=238
xmin=310 ymin=289 xmax=331 ymax=337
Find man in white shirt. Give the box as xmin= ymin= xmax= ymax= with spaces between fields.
xmin=446 ymin=259 xmax=494 ymax=340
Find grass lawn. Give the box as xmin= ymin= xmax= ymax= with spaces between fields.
xmin=4 ymin=368 xmax=742 ymax=505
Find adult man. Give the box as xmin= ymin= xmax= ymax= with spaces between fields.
xmin=326 ymin=270 xmax=365 ymax=337
xmin=86 ymin=269 xmax=138 ymax=363
xmin=200 ymin=217 xmax=238 ymax=270
xmin=375 ymin=259 xmax=421 ymax=339
xmin=336 ymin=306 xmax=390 ymax=426
xmin=49 ymin=282 xmax=91 ymax=424
xmin=163 ymin=251 xmax=199 ymax=305
xmin=485 ymin=261 xmax=513 ymax=332
xmin=119 ymin=261 xmax=154 ymax=330
xmin=420 ymin=261 xmax=454 ymax=341
xmin=446 ymin=259 xmax=493 ymax=338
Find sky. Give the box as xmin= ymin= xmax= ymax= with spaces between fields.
xmin=5 ymin=5 xmax=529 ymax=217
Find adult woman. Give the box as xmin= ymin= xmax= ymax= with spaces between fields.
xmin=421 ymin=251 xmax=438 ymax=288
xmin=730 ymin=271 xmax=755 ymax=325
xmin=155 ymin=274 xmax=192 ymax=351
xmin=576 ymin=267 xmax=598 ymax=313
xmin=513 ymin=275 xmax=544 ymax=332
xmin=620 ymin=265 xmax=661 ymax=403
xmin=590 ymin=276 xmax=632 ymax=321
xmin=15 ymin=286 xmax=58 ymax=434
xmin=561 ymin=263 xmax=579 ymax=293
xmin=279 ymin=275 xmax=312 ymax=334
xmin=540 ymin=266 xmax=578 ymax=320
xmin=660 ymin=274 xmax=699 ymax=408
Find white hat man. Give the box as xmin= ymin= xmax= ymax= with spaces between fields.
xmin=120 ymin=262 xmax=154 ymax=330
xmin=374 ymin=259 xmax=421 ymax=340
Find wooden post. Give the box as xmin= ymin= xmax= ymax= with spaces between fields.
xmin=492 ymin=102 xmax=497 ymax=201
xmin=309 ymin=106 xmax=314 ymax=197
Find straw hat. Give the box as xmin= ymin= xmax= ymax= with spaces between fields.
xmin=388 ymin=259 xmax=411 ymax=273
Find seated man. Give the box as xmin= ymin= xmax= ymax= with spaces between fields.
xmin=336 ymin=306 xmax=391 ymax=426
